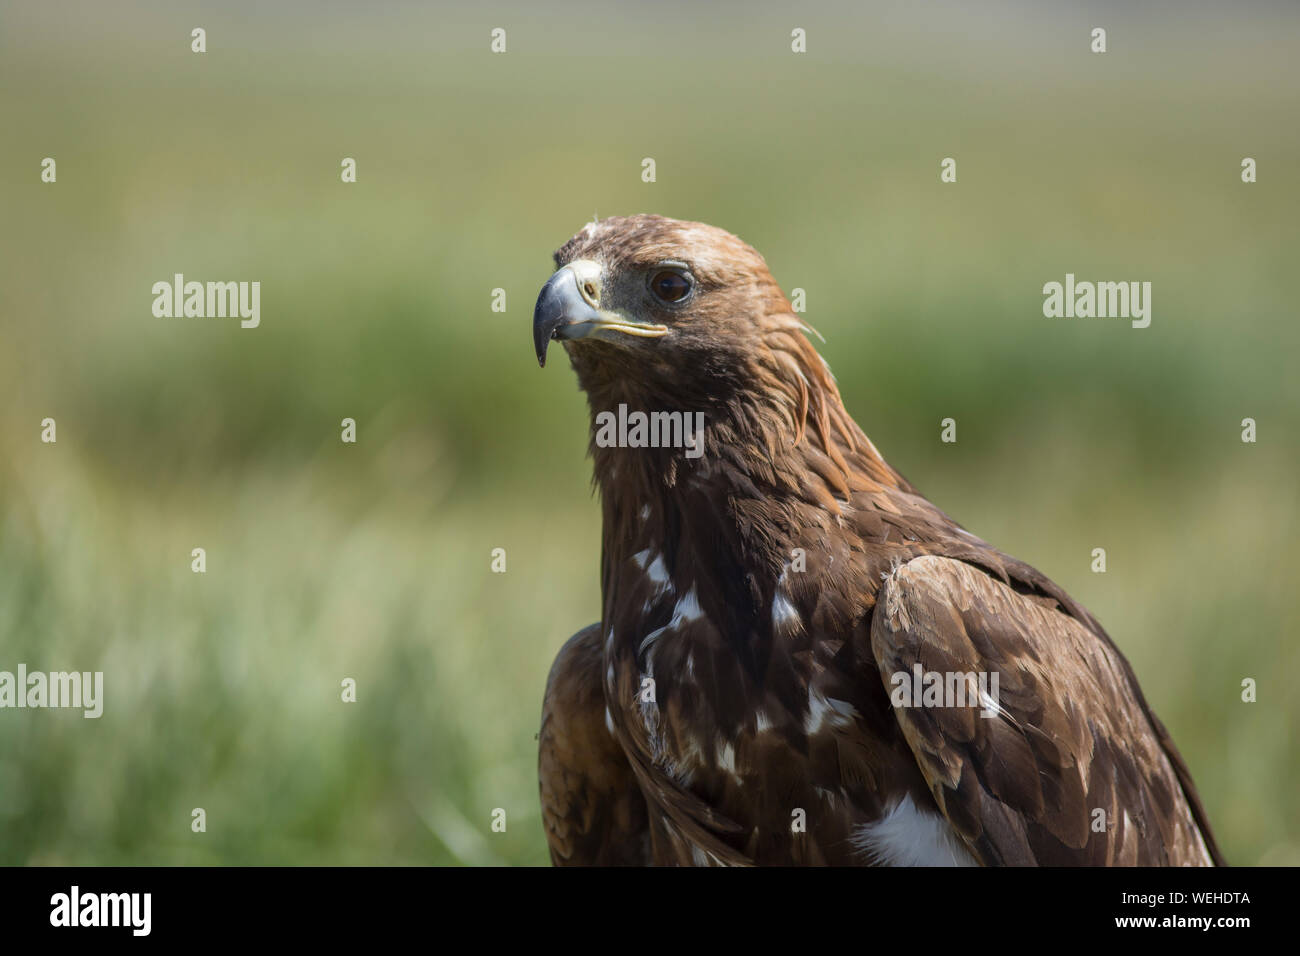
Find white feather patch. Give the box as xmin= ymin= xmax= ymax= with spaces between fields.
xmin=645 ymin=554 xmax=671 ymax=588
xmin=852 ymin=794 xmax=979 ymax=867
xmin=804 ymin=690 xmax=857 ymax=734
xmin=772 ymin=589 xmax=802 ymax=634
xmin=669 ymin=586 xmax=702 ymax=627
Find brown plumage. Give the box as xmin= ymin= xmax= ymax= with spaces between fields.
xmin=533 ymin=214 xmax=1222 ymax=866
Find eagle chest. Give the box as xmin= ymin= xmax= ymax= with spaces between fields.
xmin=602 ymin=550 xmax=832 ymax=807
xmin=602 ymin=551 xmax=743 ymax=780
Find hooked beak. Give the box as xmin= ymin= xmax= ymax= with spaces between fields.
xmin=532 ymin=259 xmax=668 ymax=367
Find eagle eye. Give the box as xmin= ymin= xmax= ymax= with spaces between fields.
xmin=648 ymin=268 xmax=692 ymax=304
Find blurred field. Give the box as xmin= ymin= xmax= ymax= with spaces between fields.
xmin=0 ymin=0 xmax=1297 ymax=865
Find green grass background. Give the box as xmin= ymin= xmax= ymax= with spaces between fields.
xmin=0 ymin=0 xmax=1296 ymax=864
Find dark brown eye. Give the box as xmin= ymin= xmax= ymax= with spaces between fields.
xmin=649 ymin=269 xmax=692 ymax=303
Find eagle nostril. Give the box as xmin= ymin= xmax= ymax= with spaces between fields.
xmin=583 ymin=282 xmax=599 ymax=302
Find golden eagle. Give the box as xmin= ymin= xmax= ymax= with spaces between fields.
xmin=533 ymin=214 xmax=1221 ymax=866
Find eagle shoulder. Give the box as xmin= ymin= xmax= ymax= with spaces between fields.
xmin=869 ymin=555 xmax=1218 ymax=866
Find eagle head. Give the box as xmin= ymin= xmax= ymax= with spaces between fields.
xmin=533 ymin=215 xmax=799 ymax=382
xmin=532 ymin=214 xmax=858 ymax=464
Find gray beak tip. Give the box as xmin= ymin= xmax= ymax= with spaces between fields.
xmin=533 ymin=265 xmax=599 ymax=370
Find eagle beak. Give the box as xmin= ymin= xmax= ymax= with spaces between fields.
xmin=532 ymin=259 xmax=668 ymax=367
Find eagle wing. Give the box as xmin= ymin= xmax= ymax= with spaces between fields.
xmin=538 ymin=624 xmax=650 ymax=865
xmin=869 ymin=555 xmax=1220 ymax=866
